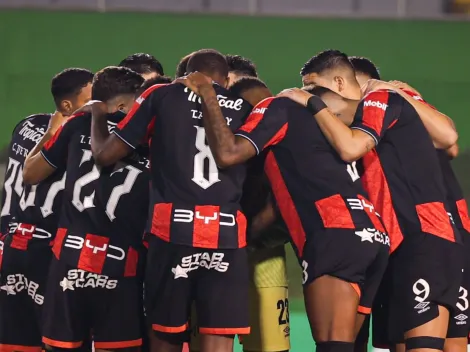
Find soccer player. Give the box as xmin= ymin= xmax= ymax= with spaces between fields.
xmin=0 ymin=68 xmax=93 ymax=351
xmin=225 ymin=55 xmax=258 ymax=86
xmin=175 ymin=52 xmax=196 ymax=78
xmin=22 ymin=66 xmax=148 ymax=351
xmin=178 ymin=73 xmax=389 ymax=352
xmin=190 ymin=56 xmax=291 ymax=352
xmin=119 ymin=52 xmax=165 ymax=80
xmin=281 ymin=64 xmax=460 ymax=351
xmin=87 ymin=49 xmax=253 ymax=352
xmin=351 ymin=57 xmax=470 ymax=352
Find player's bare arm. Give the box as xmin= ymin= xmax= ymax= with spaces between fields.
xmin=23 ymin=110 xmax=66 ymax=185
xmin=178 ymin=72 xmax=257 ymax=167
xmin=89 ymin=101 xmax=132 ymax=166
xmin=363 ymin=79 xmax=458 ymax=149
xmin=278 ymin=88 xmax=375 ymax=162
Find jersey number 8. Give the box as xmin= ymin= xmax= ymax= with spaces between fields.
xmin=192 ymin=126 xmax=220 ymax=190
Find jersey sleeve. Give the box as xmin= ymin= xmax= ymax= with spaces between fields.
xmin=350 ymin=90 xmax=401 ymax=145
xmin=41 ymin=116 xmax=77 ymax=169
xmin=234 ymin=97 xmax=288 ymax=154
xmin=402 ymin=89 xmax=437 ymax=110
xmin=113 ymin=84 xmax=168 ymax=149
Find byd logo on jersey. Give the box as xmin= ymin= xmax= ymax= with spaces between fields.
xmin=355 ymin=228 xmax=390 ymax=246
xmin=59 ymin=269 xmax=118 ymax=291
xmin=9 ymin=223 xmax=53 ymax=240
xmin=173 ymin=209 xmax=236 ymax=226
xmin=363 ymin=100 xmax=388 ymax=111
xmin=172 ymin=252 xmax=230 ymax=279
xmin=1 ymin=274 xmax=44 ymax=305
xmin=64 ymin=235 xmax=126 ymax=261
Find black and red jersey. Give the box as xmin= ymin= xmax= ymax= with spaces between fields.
xmin=113 ymin=83 xmax=252 ymax=249
xmin=401 ymin=89 xmax=470 ymax=235
xmin=0 ymin=114 xmax=66 ymax=251
xmin=351 ymin=90 xmax=458 ymax=252
xmin=40 ymin=112 xmax=149 ymax=277
xmin=235 ymin=97 xmax=386 ymax=257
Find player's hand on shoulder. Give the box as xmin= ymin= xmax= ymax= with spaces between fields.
xmin=388 ymin=80 xmax=421 ymax=96
xmin=173 ymin=71 xmax=213 ymax=96
xmin=72 ymin=100 xmax=108 ymax=116
xmin=47 ymin=110 xmax=68 ymax=134
xmin=277 ymin=87 xmax=311 ymax=107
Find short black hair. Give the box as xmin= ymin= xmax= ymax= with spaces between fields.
xmin=51 ymin=68 xmax=94 ymax=107
xmin=226 ymin=55 xmax=258 ymax=77
xmin=137 ymin=75 xmax=172 ymax=96
xmin=92 ymin=66 xmax=144 ymax=102
xmin=349 ymin=56 xmax=381 ymax=80
xmin=302 ymin=85 xmax=335 ymax=97
xmin=230 ymin=77 xmax=268 ymax=97
xmin=186 ymin=49 xmax=229 ymax=78
xmin=300 ymin=49 xmax=354 ymax=76
xmin=175 ymin=52 xmax=195 ymax=78
xmin=119 ymin=53 xmax=164 ymax=76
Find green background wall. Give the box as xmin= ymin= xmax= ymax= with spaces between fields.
xmin=1 ymin=10 xmax=470 ymax=350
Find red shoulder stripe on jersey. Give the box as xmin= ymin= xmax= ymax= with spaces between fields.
xmin=456 ymin=199 xmax=470 ymax=233
xmin=315 ymin=194 xmax=355 ymax=229
xmin=402 ymin=89 xmax=436 ymax=110
xmin=43 ymin=112 xmax=85 ymax=150
xmin=362 ymin=150 xmax=403 ymax=252
xmin=264 ymin=151 xmax=307 ymax=257
xmin=52 ymin=228 xmax=67 ymax=259
xmin=117 ymin=84 xmax=168 ymax=130
xmin=264 ymin=123 xmax=288 ymax=149
xmin=238 ymin=97 xmax=276 ymax=133
xmin=416 ymin=202 xmax=455 ymax=242
xmin=236 ymin=210 xmax=247 ymax=248
xmin=77 ymin=234 xmax=110 ymax=274
xmin=361 ymin=91 xmax=389 ymax=137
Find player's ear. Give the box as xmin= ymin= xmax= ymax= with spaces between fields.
xmin=334 ymin=76 xmax=345 ymax=93
xmin=60 ymin=99 xmax=73 ymax=116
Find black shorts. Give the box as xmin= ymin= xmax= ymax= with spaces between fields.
xmin=42 ymin=257 xmax=143 ymax=349
xmin=447 ymin=230 xmax=470 ymax=338
xmin=0 ymin=243 xmax=52 ymax=350
xmin=300 ymin=227 xmax=389 ymax=308
xmin=388 ymin=233 xmax=463 ymax=343
xmin=144 ymin=236 xmax=249 ymax=336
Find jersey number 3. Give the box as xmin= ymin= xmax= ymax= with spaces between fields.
xmin=192 ymin=126 xmax=220 ymax=190
xmin=72 ymin=150 xmax=142 ymax=221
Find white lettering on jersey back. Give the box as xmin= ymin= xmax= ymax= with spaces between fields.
xmin=173 ymin=209 xmax=235 ymax=226
xmin=191 ymin=110 xmax=232 ymax=126
xmin=9 ymin=223 xmax=53 ymax=239
xmin=185 ymin=87 xmax=243 ymax=111
xmin=172 ymin=252 xmax=230 ymax=279
xmin=18 ymin=120 xmax=46 ymax=144
xmin=363 ymin=100 xmax=388 ymax=111
xmin=63 ymin=235 xmax=126 ymax=261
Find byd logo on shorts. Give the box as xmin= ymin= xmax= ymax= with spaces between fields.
xmin=172 ymin=252 xmax=229 ymax=279
xmin=59 ymin=269 xmax=118 ymax=291
xmin=0 ymin=274 xmax=44 ymax=305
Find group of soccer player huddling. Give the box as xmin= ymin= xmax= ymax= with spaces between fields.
xmin=0 ymin=48 xmax=467 ymax=352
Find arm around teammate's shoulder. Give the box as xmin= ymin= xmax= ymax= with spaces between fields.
xmin=23 ymin=111 xmax=68 ymax=185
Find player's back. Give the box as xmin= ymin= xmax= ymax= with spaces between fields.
xmin=1 ymin=114 xmax=66 ymax=247
xmin=150 ymin=83 xmax=251 ymax=205
xmin=43 ymin=112 xmax=149 ymax=276
xmin=356 ymin=91 xmax=456 ymax=250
